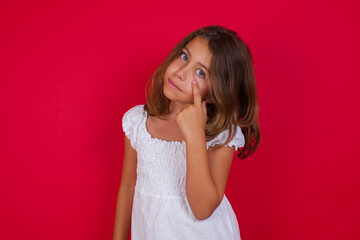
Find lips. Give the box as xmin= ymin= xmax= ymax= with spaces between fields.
xmin=168 ymin=78 xmax=182 ymax=91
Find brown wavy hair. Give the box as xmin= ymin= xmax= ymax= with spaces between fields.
xmin=144 ymin=25 xmax=261 ymax=159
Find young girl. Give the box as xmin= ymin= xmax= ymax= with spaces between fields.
xmin=113 ymin=25 xmax=261 ymax=240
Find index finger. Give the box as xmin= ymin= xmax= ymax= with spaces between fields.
xmin=192 ymin=81 xmax=202 ymax=106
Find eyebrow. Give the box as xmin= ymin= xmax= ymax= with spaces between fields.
xmin=183 ymin=46 xmax=210 ymax=72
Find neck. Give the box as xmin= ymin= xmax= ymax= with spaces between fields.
xmin=167 ymin=101 xmax=189 ymax=119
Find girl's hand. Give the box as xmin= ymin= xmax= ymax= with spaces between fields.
xmin=175 ymin=81 xmax=207 ymax=141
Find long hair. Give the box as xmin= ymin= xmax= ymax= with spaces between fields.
xmin=144 ymin=25 xmax=261 ymax=159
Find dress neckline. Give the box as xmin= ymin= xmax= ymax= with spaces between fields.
xmin=143 ymin=110 xmax=186 ymax=145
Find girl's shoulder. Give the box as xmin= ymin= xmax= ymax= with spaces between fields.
xmin=123 ymin=104 xmax=145 ymax=118
xmin=122 ymin=104 xmax=146 ymax=131
xmin=206 ymin=125 xmax=245 ymax=151
xmin=122 ymin=104 xmax=146 ymax=149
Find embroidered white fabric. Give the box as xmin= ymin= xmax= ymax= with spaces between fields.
xmin=122 ymin=104 xmax=245 ymax=240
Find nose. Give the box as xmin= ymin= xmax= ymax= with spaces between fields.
xmin=175 ymin=65 xmax=189 ymax=81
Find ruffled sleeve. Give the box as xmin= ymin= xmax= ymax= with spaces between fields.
xmin=206 ymin=125 xmax=245 ymax=151
xmin=122 ymin=104 xmax=145 ymax=150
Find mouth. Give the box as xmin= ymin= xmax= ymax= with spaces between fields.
xmin=168 ymin=78 xmax=182 ymax=92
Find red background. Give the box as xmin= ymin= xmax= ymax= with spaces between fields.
xmin=0 ymin=0 xmax=358 ymax=239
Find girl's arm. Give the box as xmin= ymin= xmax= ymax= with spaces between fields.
xmin=185 ymin=136 xmax=235 ymax=220
xmin=176 ymin=80 xmax=235 ymax=220
xmin=113 ymin=136 xmax=137 ymax=240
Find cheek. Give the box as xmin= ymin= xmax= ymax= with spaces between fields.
xmin=166 ymin=61 xmax=180 ymax=73
xmin=163 ymin=65 xmax=171 ymax=76
xmin=184 ymin=85 xmax=194 ymax=97
xmin=186 ymin=83 xmax=209 ymax=100
xmin=199 ymin=83 xmax=210 ymax=98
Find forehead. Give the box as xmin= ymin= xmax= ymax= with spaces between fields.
xmin=184 ymin=37 xmax=212 ymax=67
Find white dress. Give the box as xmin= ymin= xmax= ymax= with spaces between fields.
xmin=122 ymin=104 xmax=245 ymax=240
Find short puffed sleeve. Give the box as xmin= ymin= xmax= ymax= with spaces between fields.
xmin=206 ymin=125 xmax=245 ymax=151
xmin=122 ymin=104 xmax=145 ymax=150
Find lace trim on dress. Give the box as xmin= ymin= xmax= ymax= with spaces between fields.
xmin=206 ymin=126 xmax=245 ymax=151
xmin=123 ymin=104 xmax=245 ymax=150
xmin=143 ymin=111 xmax=186 ymax=145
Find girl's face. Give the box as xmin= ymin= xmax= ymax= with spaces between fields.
xmin=163 ymin=36 xmax=212 ymax=105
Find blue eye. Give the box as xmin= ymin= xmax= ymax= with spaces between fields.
xmin=179 ymin=52 xmax=205 ymax=79
xmin=196 ymin=69 xmax=205 ymax=78
xmin=180 ymin=52 xmax=188 ymax=61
